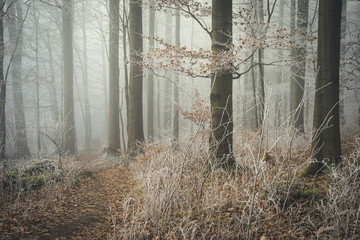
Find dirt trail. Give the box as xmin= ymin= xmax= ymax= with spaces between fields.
xmin=0 ymin=154 xmax=140 ymax=240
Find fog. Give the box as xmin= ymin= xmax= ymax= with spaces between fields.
xmin=0 ymin=0 xmax=359 ymax=157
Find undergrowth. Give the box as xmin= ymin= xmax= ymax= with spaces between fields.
xmin=114 ymin=130 xmax=360 ymax=239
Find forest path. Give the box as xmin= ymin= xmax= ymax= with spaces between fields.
xmin=0 ymin=154 xmax=140 ymax=239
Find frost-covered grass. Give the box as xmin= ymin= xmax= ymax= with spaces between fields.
xmin=115 ymin=129 xmax=360 ymax=239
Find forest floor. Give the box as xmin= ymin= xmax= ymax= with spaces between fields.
xmin=0 ymin=153 xmax=142 ymax=239
xmin=0 ymin=134 xmax=359 ymax=239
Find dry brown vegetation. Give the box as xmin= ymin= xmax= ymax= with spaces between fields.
xmin=1 ymin=130 xmax=359 ymax=239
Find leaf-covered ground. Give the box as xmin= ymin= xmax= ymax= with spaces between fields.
xmin=0 ymin=135 xmax=359 ymax=240
xmin=0 ymin=154 xmax=141 ymax=239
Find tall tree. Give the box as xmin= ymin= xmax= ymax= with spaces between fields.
xmin=173 ymin=6 xmax=180 ymax=144
xmin=163 ymin=9 xmax=173 ymax=134
xmin=35 ymin=3 xmax=41 ymax=156
xmin=108 ymin=0 xmax=120 ymax=153
xmin=209 ymin=0 xmax=236 ymax=168
xmin=47 ymin=32 xmax=59 ymax=123
xmin=0 ymin=0 xmax=6 ymax=159
xmin=290 ymin=0 xmax=309 ymax=132
xmin=339 ymin=0 xmax=347 ymax=126
xmin=305 ymin=0 xmax=342 ymax=175
xmin=128 ymin=0 xmax=144 ymax=153
xmin=147 ymin=1 xmax=155 ymax=140
xmin=256 ymin=0 xmax=265 ymax=128
xmin=7 ymin=0 xmax=30 ymax=158
xmin=62 ymin=0 xmax=77 ymax=155
xmin=81 ymin=0 xmax=92 ymax=151
xmin=274 ymin=0 xmax=285 ymax=128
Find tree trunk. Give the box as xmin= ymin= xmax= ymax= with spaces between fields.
xmin=256 ymin=0 xmax=265 ymax=128
xmin=7 ymin=0 xmax=30 ymax=158
xmin=274 ymin=0 xmax=285 ymax=128
xmin=122 ymin=0 xmax=129 ymax=133
xmin=173 ymin=6 xmax=180 ymax=144
xmin=209 ymin=0 xmax=236 ymax=168
xmin=128 ymin=0 xmax=144 ymax=154
xmin=0 ymin=0 xmax=6 ymax=159
xmin=62 ymin=0 xmax=77 ymax=155
xmin=290 ymin=0 xmax=309 ymax=133
xmin=102 ymin=41 xmax=109 ymax=144
xmin=108 ymin=0 xmax=120 ymax=153
xmin=339 ymin=0 xmax=347 ymax=126
xmin=163 ymin=10 xmax=173 ymax=134
xmin=306 ymin=0 xmax=342 ymax=175
xmin=81 ymin=1 xmax=92 ymax=151
xmin=35 ymin=5 xmax=41 ymax=156
xmin=147 ymin=2 xmax=155 ymax=140
xmin=288 ymin=0 xmax=296 ymax=125
xmin=47 ymin=32 xmax=59 ymax=123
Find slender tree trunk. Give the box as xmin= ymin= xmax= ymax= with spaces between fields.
xmin=47 ymin=33 xmax=59 ymax=122
xmin=108 ymin=0 xmax=120 ymax=153
xmin=0 ymin=0 xmax=6 ymax=159
xmin=209 ymin=0 xmax=236 ymax=168
xmin=7 ymin=0 xmax=30 ymax=158
xmin=62 ymin=0 xmax=77 ymax=155
xmin=102 ymin=41 xmax=109 ymax=143
xmin=290 ymin=0 xmax=309 ymax=133
xmin=163 ymin=10 xmax=172 ymax=134
xmin=147 ymin=2 xmax=155 ymax=140
xmin=128 ymin=0 xmax=144 ymax=153
xmin=251 ymin=54 xmax=258 ymax=130
xmin=173 ymin=6 xmax=180 ymax=144
xmin=35 ymin=5 xmax=41 ymax=156
xmin=274 ymin=0 xmax=285 ymax=128
xmin=256 ymin=0 xmax=265 ymax=128
xmin=339 ymin=0 xmax=347 ymax=126
xmin=119 ymin=89 xmax=126 ymax=151
xmin=306 ymin=0 xmax=342 ymax=175
xmin=81 ymin=1 xmax=92 ymax=151
xmin=122 ymin=0 xmax=129 ymax=130
xmin=289 ymin=0 xmax=296 ymax=125
xmin=156 ymin=75 xmax=161 ymax=138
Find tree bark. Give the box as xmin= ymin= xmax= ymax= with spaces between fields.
xmin=62 ymin=0 xmax=77 ymax=155
xmin=81 ymin=1 xmax=92 ymax=151
xmin=0 ymin=0 xmax=6 ymax=159
xmin=108 ymin=0 xmax=120 ymax=153
xmin=163 ymin=10 xmax=173 ymax=134
xmin=35 ymin=5 xmax=41 ymax=156
xmin=173 ymin=6 xmax=180 ymax=145
xmin=209 ymin=0 xmax=236 ymax=168
xmin=339 ymin=0 xmax=347 ymax=126
xmin=256 ymin=0 xmax=265 ymax=128
xmin=122 ymin=0 xmax=129 ymax=134
xmin=147 ymin=2 xmax=155 ymax=140
xmin=47 ymin=32 xmax=59 ymax=123
xmin=128 ymin=0 xmax=144 ymax=153
xmin=306 ymin=0 xmax=342 ymax=175
xmin=7 ymin=0 xmax=30 ymax=158
xmin=290 ymin=0 xmax=309 ymax=133
xmin=274 ymin=0 xmax=285 ymax=128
